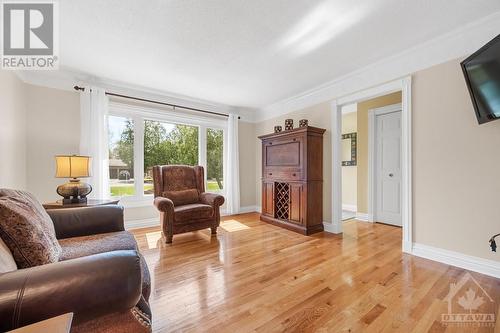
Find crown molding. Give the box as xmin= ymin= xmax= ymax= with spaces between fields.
xmin=256 ymin=11 xmax=500 ymax=122
xmin=14 ymin=67 xmax=258 ymax=122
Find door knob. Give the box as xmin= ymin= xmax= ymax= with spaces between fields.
xmin=389 ymin=173 xmax=394 ymax=177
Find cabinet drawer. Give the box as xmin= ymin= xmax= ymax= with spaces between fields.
xmin=264 ymin=170 xmax=302 ymax=181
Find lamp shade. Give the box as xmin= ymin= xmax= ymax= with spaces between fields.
xmin=55 ymin=155 xmax=91 ymax=178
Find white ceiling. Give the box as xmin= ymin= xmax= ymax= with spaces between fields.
xmin=60 ymin=0 xmax=500 ymax=109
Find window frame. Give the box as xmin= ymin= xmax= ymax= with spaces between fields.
xmin=108 ymin=102 xmax=227 ymax=207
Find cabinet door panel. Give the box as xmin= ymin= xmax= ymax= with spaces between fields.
xmin=262 ymin=182 xmax=274 ymax=216
xmin=289 ymin=183 xmax=303 ymax=224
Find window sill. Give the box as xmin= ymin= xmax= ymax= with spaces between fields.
xmin=112 ymin=196 xmax=154 ymax=208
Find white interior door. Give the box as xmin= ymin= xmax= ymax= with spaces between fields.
xmin=375 ymin=110 xmax=402 ymax=226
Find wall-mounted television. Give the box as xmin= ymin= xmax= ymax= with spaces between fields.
xmin=461 ymin=34 xmax=500 ymax=125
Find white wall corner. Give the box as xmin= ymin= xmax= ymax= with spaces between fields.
xmin=342 ymin=204 xmax=357 ymax=212
xmin=221 ymin=205 xmax=260 ymax=216
xmin=125 ymin=218 xmax=160 ymax=230
xmin=238 ymin=205 xmax=260 ymax=214
xmin=355 ymin=213 xmax=374 ymax=222
xmin=412 ymin=243 xmax=500 ymax=279
xmin=323 ymin=221 xmax=342 ymax=234
xmin=402 ymin=241 xmax=412 ymax=254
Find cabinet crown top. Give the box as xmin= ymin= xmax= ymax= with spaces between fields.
xmin=258 ymin=126 xmax=326 ymax=140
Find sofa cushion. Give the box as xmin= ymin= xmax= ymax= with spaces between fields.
xmin=174 ymin=203 xmax=213 ymax=223
xmin=59 ymin=231 xmax=151 ymax=302
xmin=0 ymin=189 xmax=61 ymax=268
xmin=163 ymin=189 xmax=200 ymax=206
xmin=0 ymin=237 xmax=17 ymax=273
xmin=58 ymin=231 xmax=137 ymax=261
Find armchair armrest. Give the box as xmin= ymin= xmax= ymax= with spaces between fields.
xmin=154 ymin=197 xmax=174 ymax=212
xmin=200 ymin=192 xmax=225 ymax=207
xmin=47 ymin=205 xmax=125 ymax=239
xmin=0 ymin=250 xmax=142 ymax=332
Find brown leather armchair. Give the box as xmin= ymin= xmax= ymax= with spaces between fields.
xmin=153 ymin=165 xmax=225 ymax=243
xmin=0 ymin=205 xmax=152 ymax=333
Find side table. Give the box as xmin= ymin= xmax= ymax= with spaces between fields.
xmin=43 ymin=199 xmax=120 ymax=210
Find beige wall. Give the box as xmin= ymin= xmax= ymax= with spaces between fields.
xmin=239 ymin=121 xmax=257 ymax=208
xmin=0 ymin=71 xmax=27 ymax=190
xmin=25 ymin=84 xmax=81 ymax=202
xmin=413 ymin=58 xmax=500 ymax=260
xmin=356 ymin=92 xmax=402 ymax=213
xmin=255 ymin=102 xmax=332 ymax=222
xmin=341 ymin=111 xmax=357 ymax=208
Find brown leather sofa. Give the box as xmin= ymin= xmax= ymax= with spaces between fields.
xmin=153 ymin=165 xmax=225 ymax=243
xmin=0 ymin=204 xmax=152 ymax=333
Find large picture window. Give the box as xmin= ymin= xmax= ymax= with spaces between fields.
xmin=107 ymin=103 xmax=226 ymax=204
xmin=207 ymin=128 xmax=223 ymax=192
xmin=144 ymin=120 xmax=199 ymax=194
xmin=108 ymin=115 xmax=135 ymax=197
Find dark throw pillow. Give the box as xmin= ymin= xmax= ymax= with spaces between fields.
xmin=162 ymin=189 xmax=200 ymax=206
xmin=0 ymin=189 xmax=61 ymax=268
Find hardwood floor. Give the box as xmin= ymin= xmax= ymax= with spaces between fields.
xmin=132 ymin=213 xmax=500 ymax=333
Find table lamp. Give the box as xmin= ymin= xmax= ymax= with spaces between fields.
xmin=55 ymin=155 xmax=92 ymax=204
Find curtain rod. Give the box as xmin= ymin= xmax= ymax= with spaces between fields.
xmin=73 ymin=86 xmax=240 ymax=119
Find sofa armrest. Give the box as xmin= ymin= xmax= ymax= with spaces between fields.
xmin=47 ymin=205 xmax=125 ymax=239
xmin=200 ymin=192 xmax=225 ymax=207
xmin=154 ymin=197 xmax=174 ymax=213
xmin=0 ymin=250 xmax=142 ymax=332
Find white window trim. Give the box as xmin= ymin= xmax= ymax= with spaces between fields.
xmin=108 ymin=101 xmax=227 ymax=207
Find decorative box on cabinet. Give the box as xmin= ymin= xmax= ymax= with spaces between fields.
xmin=258 ymin=126 xmax=326 ymax=235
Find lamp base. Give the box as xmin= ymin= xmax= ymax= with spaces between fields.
xmin=57 ymin=178 xmax=92 ymax=205
xmin=62 ymin=197 xmax=88 ymax=205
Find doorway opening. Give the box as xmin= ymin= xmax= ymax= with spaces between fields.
xmin=330 ymin=77 xmax=412 ymax=253
xmin=340 ymin=103 xmax=358 ymax=221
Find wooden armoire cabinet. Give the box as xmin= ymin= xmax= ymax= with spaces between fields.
xmin=258 ymin=126 xmax=326 ymax=235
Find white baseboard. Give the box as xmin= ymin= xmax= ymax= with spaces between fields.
xmin=239 ymin=205 xmax=259 ymax=214
xmin=342 ymin=204 xmax=357 ymax=212
xmin=355 ymin=212 xmax=374 ymax=222
xmin=125 ymin=218 xmax=160 ymax=230
xmin=221 ymin=205 xmax=260 ymax=216
xmin=323 ymin=221 xmax=342 ymax=234
xmin=412 ymin=243 xmax=500 ymax=279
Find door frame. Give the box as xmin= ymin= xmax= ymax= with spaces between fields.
xmin=330 ymin=77 xmax=412 ymax=253
xmin=368 ymin=103 xmax=402 ymax=225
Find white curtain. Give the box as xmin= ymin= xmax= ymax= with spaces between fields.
xmin=226 ymin=114 xmax=240 ymax=214
xmin=79 ymin=86 xmax=110 ymax=199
